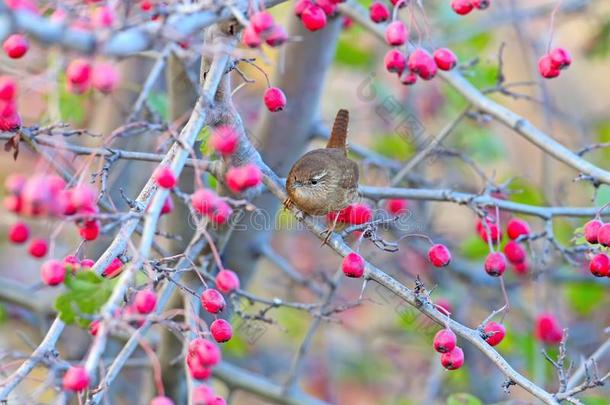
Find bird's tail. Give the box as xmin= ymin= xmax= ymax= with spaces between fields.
xmin=326 ymin=109 xmax=349 ymax=152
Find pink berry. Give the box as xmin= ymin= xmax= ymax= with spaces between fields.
xmin=150 ymin=396 xmax=174 ymax=405
xmin=79 ymin=219 xmax=100 ymax=241
xmin=316 ymin=0 xmax=337 ymax=16
xmin=538 ymin=55 xmax=560 ymax=79
xmin=0 ymin=111 xmax=21 ymax=131
xmin=385 ymin=199 xmax=408 ymax=215
xmin=215 ymin=269 xmax=240 ymax=293
xmin=589 ymin=253 xmax=610 ymax=277
xmin=225 ymin=164 xmax=262 ymax=193
xmin=369 ymin=1 xmax=389 ymax=23
xmin=265 ymin=25 xmax=288 ymax=47
xmin=400 ymin=71 xmax=417 ymax=86
xmin=534 ymin=313 xmax=563 ymax=344
xmin=597 ymin=223 xmax=610 ymax=247
xmin=407 ymin=49 xmax=437 ymax=80
xmin=134 ymin=289 xmax=157 ymax=314
xmin=342 ymin=252 xmax=365 ymax=278
xmin=476 ymin=219 xmax=502 ymax=243
xmin=301 ymin=4 xmax=327 ymax=31
xmin=549 ymin=47 xmax=571 ymax=70
xmin=191 ymin=188 xmax=219 ymax=216
xmin=3 ymin=34 xmax=28 ymax=59
xmin=503 ymin=241 xmax=526 ymax=264
xmin=346 ymin=203 xmax=372 ymax=225
xmin=242 ymin=24 xmax=262 ymax=48
xmin=294 ymin=0 xmax=313 ymax=17
xmin=433 ymin=48 xmax=458 ymax=71
xmin=188 ymin=337 xmax=221 ymax=367
xmin=440 ymin=346 xmax=464 ymax=370
xmin=28 ymin=238 xmax=48 ymax=258
xmin=192 ymin=385 xmax=217 ymax=404
xmin=472 ymin=0 xmax=490 ymax=9
xmin=389 ymin=0 xmax=406 ymax=7
xmin=433 ymin=328 xmax=456 ymax=353
xmin=384 ymin=49 xmax=406 ymax=74
xmin=484 ymin=252 xmax=506 ymax=277
xmin=384 ymin=21 xmax=407 ymax=46
xmin=4 ymin=195 xmax=21 ymax=213
xmin=435 ymin=298 xmax=453 ymax=315
xmin=67 ymin=59 xmax=92 ymax=85
xmin=250 ymin=11 xmax=275 ymax=33
xmin=584 ymin=219 xmax=603 ymax=244
xmin=161 ymin=196 xmax=173 ymax=215
xmin=428 ymin=244 xmax=452 ymax=267
xmin=210 ymin=126 xmax=239 ymax=156
xmin=41 ymin=259 xmax=66 ymax=286
xmin=201 ymin=288 xmax=226 ymax=313
xmin=62 ymin=366 xmax=89 ymax=392
xmin=210 ymin=319 xmax=233 ymax=343
xmin=92 ymin=5 xmax=115 ymax=28
xmin=483 ymin=321 xmax=505 ymax=346
xmin=506 ymin=218 xmax=530 ymax=240
xmin=103 ymin=257 xmax=123 ymax=278
xmin=8 ymin=221 xmax=29 ymax=244
xmin=187 ymin=357 xmax=212 ymax=380
xmin=0 ymin=76 xmax=17 ymax=100
xmin=263 ymin=87 xmax=287 ymax=112
xmin=210 ymin=200 xmax=232 ymax=225
xmin=154 ymin=166 xmax=177 ymax=189
xmin=451 ymin=0 xmax=473 ymax=15
xmin=92 ymin=63 xmax=120 ymax=93
xmin=89 ymin=319 xmax=100 ymax=336
xmin=63 ymin=255 xmax=81 ymax=273
xmin=81 ymin=258 xmax=94 ymax=269
xmin=70 ymin=184 xmax=97 ymax=211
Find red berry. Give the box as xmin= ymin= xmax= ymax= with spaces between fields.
xmin=506 ymin=218 xmax=530 ymax=240
xmin=62 ymin=366 xmax=89 ymax=392
xmin=433 ymin=328 xmax=456 ymax=353
xmin=484 ymin=252 xmax=506 ymax=277
xmin=440 ymin=346 xmax=464 ymax=370
xmin=140 ymin=0 xmax=153 ymax=11
xmin=263 ymin=87 xmax=287 ymax=112
xmin=192 ymin=385 xmax=217 ymax=404
xmin=342 ymin=252 xmax=365 ymax=278
xmin=584 ymin=219 xmax=603 ymax=244
xmin=549 ymin=47 xmax=571 ymax=70
xmin=400 ymin=71 xmax=417 ymax=86
xmin=191 ymin=189 xmax=219 ymax=216
xmin=435 ymin=298 xmax=453 ymax=315
xmin=81 ymin=259 xmax=94 ymax=269
xmin=210 ymin=319 xmax=233 ymax=343
xmin=407 ymin=49 xmax=437 ymax=80
xmin=187 ymin=356 xmax=212 ymax=380
xmin=589 ymin=253 xmax=610 ymax=277
xmin=316 ymin=0 xmax=337 ymax=16
xmin=472 ymin=0 xmax=490 ymax=9
xmin=41 ymin=259 xmax=66 ymax=286
xmin=250 ymin=11 xmax=275 ymax=33
xmin=4 ymin=195 xmax=21 ymax=213
xmin=134 ymin=289 xmax=157 ymax=314
xmin=89 ymin=319 xmax=100 ymax=336
xmin=201 ymin=288 xmax=226 ymax=313
xmin=226 ymin=164 xmax=262 ymax=193
xmin=384 ymin=21 xmax=407 ymax=46
xmin=503 ymin=241 xmax=526 ymax=264
xmin=242 ymin=24 xmax=262 ymax=48
xmin=294 ymin=0 xmax=312 ymax=17
xmin=79 ymin=219 xmax=100 ymax=241
xmin=348 ymin=203 xmax=372 ymax=225
xmin=389 ymin=0 xmax=406 ymax=7
xmin=0 ymin=110 xmax=21 ymax=131
xmin=483 ymin=321 xmax=505 ymax=346
xmin=92 ymin=63 xmax=119 ymax=93
xmin=538 ymin=55 xmax=560 ymax=79
xmin=92 ymin=6 xmax=115 ymax=28
xmin=67 ymin=59 xmax=92 ymax=85
xmin=369 ymin=1 xmax=389 ymax=23
xmin=150 ymin=396 xmax=174 ymax=405
xmin=451 ymin=0 xmax=473 ymax=15
xmin=597 ymin=223 xmax=610 ymax=247
xmin=8 ymin=221 xmax=29 ymax=244
xmin=210 ymin=200 xmax=232 ymax=225
xmin=154 ymin=166 xmax=177 ymax=189
xmin=433 ymin=48 xmax=458 ymax=71
xmin=385 ymin=199 xmax=408 ymax=215
xmin=215 ymin=269 xmax=240 ymax=293
xmin=63 ymin=255 xmax=81 ymax=273
xmin=103 ymin=257 xmax=123 ymax=278
xmin=301 ymin=5 xmax=327 ymax=31
xmin=70 ymin=184 xmax=97 ymax=212
xmin=476 ymin=219 xmax=502 ymax=243
xmin=0 ymin=76 xmax=17 ymax=100
xmin=28 ymin=238 xmax=48 ymax=258
xmin=188 ymin=338 xmax=221 ymax=367
xmin=3 ymin=34 xmax=28 ymax=59
xmin=161 ymin=196 xmax=173 ymax=215
xmin=534 ymin=313 xmax=563 ymax=344
xmin=428 ymin=244 xmax=452 ymax=267
xmin=384 ymin=49 xmax=406 ymax=74
xmin=210 ymin=126 xmax=239 ymax=156
xmin=265 ymin=25 xmax=288 ymax=47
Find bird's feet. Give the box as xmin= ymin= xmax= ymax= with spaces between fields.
xmin=284 ymin=198 xmax=305 ymax=221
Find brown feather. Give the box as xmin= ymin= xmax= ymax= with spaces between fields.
xmin=326 ymin=109 xmax=349 ymax=153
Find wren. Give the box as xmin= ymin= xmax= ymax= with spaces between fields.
xmin=285 ymin=109 xmax=359 ymax=240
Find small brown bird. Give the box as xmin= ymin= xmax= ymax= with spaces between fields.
xmin=285 ymin=109 xmax=359 ymax=240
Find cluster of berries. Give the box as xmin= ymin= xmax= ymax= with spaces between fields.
xmin=583 ymin=218 xmax=610 ymax=277
xmin=0 ymin=76 xmax=22 ymax=132
xmin=538 ymin=47 xmax=572 ymax=79
xmin=450 ymin=0 xmax=490 ymax=15
xmin=242 ymin=11 xmax=288 ymax=48
xmin=477 ymin=217 xmax=531 ymax=277
xmin=295 ymin=0 xmax=343 ymax=32
xmin=66 ymin=58 xmax=120 ymax=94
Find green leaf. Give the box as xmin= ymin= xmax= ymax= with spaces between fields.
xmin=335 ymin=28 xmax=374 ymax=69
xmin=453 ymin=124 xmax=504 ymax=162
xmin=507 ymin=178 xmax=546 ymax=206
xmin=460 ymin=235 xmax=489 ymax=260
xmin=0 ymin=303 xmax=7 ymax=324
xmin=372 ymin=134 xmax=415 ymax=160
xmin=57 ymin=75 xmax=86 ymax=124
xmin=582 ymin=396 xmax=610 ymax=405
xmin=54 ymin=272 xmax=113 ymax=326
xmin=446 ymin=393 xmax=483 ymax=405
xmin=584 ymin=20 xmax=610 ymax=59
xmin=148 ymin=92 xmax=168 ymax=121
xmin=594 ymin=185 xmax=610 ymax=207
xmin=565 ymin=283 xmax=605 ymax=315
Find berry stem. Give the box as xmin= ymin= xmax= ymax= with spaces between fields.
xmin=546 ymin=0 xmax=563 ymax=54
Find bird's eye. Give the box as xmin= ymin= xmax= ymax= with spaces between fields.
xmin=310 ymin=179 xmax=318 ymax=185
